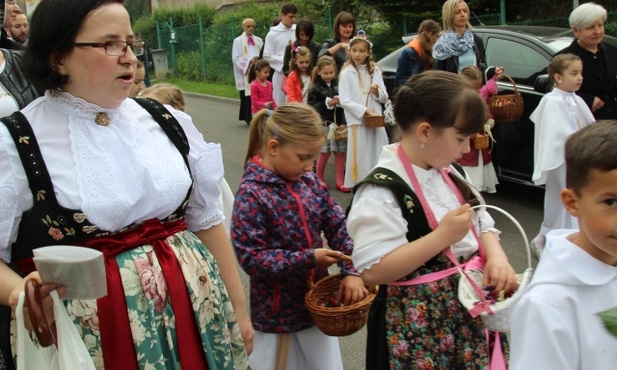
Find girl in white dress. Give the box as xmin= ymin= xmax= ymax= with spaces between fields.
xmin=531 ymin=53 xmax=595 ymax=255
xmin=339 ymin=30 xmax=389 ymax=188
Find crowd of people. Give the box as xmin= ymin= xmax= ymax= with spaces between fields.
xmin=0 ymin=0 xmax=615 ymax=369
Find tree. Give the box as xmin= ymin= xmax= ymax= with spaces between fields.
xmin=125 ymin=0 xmax=151 ymax=23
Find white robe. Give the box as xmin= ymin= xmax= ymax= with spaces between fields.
xmin=530 ymin=88 xmax=595 ymax=251
xmin=231 ymin=32 xmax=263 ymax=93
xmin=0 ymin=91 xmax=224 ymax=262
xmin=339 ymin=63 xmax=389 ymax=188
xmin=262 ymin=23 xmax=296 ymax=106
xmin=510 ymin=229 xmax=617 ymax=370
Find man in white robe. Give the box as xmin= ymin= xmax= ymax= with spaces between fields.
xmin=232 ymin=18 xmax=262 ymax=125
xmin=262 ymin=3 xmax=297 ymax=107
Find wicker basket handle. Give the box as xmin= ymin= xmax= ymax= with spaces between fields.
xmin=470 ymin=205 xmax=532 ymax=270
xmin=501 ymin=74 xmax=519 ymax=96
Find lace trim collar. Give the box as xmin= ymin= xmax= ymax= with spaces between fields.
xmin=47 ymin=90 xmax=124 ymax=123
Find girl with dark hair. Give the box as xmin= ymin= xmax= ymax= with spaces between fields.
xmin=394 ymin=19 xmax=441 ymax=88
xmin=319 ymin=11 xmax=356 ymax=72
xmin=282 ymin=19 xmax=321 ymax=76
xmin=347 ymin=70 xmax=517 ymax=369
xmin=0 ymin=0 xmax=251 ymax=369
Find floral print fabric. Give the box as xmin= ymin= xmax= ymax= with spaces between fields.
xmin=12 ymin=230 xmax=249 ymax=370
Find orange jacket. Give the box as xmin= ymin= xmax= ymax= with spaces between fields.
xmin=285 ymin=71 xmax=309 ymax=102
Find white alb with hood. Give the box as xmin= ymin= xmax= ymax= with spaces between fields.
xmin=262 ymin=22 xmax=295 ymax=106
xmin=510 ymin=229 xmax=617 ymax=370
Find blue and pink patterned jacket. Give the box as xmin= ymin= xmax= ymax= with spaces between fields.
xmin=231 ymin=157 xmax=357 ymax=333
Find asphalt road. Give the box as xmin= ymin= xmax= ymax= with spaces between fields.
xmin=184 ymin=92 xmax=545 ymax=370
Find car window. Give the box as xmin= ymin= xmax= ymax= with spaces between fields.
xmin=486 ymin=38 xmax=548 ymax=86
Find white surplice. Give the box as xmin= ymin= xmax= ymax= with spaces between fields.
xmin=530 ymin=87 xmax=595 ymax=252
xmin=338 ymin=63 xmax=389 ymax=188
xmin=232 ymin=32 xmax=263 ymax=94
xmin=0 ymin=91 xmax=224 ymax=262
xmin=510 ymin=229 xmax=617 ymax=370
xmin=262 ymin=23 xmax=296 ymax=106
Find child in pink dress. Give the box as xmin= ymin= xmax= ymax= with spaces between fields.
xmin=250 ymin=59 xmax=277 ymax=114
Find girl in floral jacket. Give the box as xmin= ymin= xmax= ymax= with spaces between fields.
xmin=231 ymin=104 xmax=368 ymax=370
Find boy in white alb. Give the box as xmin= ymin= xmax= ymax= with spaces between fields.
xmin=262 ymin=3 xmax=296 ymax=107
xmin=510 ymin=121 xmax=617 ymax=370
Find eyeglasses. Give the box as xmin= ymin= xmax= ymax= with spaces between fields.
xmin=73 ymin=40 xmax=145 ymax=57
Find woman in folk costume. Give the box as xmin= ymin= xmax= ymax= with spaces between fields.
xmin=531 ymin=53 xmax=595 ymax=255
xmin=339 ymin=31 xmax=389 ymax=189
xmin=262 ymin=3 xmax=297 ymax=106
xmin=0 ymin=0 xmax=252 ymax=368
xmin=232 ymin=18 xmax=263 ymax=125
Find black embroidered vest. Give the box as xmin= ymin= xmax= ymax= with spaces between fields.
xmin=2 ymin=98 xmax=193 ymax=262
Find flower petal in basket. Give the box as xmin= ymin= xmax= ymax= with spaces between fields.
xmin=457 ymin=204 xmax=535 ymax=332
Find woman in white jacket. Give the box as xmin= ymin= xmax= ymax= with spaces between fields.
xmin=339 ymin=31 xmax=389 ymax=189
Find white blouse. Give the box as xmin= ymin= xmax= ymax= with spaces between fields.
xmin=0 ymin=91 xmax=224 ymax=262
xmin=347 ymin=144 xmax=498 ymax=273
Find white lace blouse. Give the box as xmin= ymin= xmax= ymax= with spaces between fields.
xmin=0 ymin=91 xmax=224 ymax=262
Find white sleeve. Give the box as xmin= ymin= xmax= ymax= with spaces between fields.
xmin=510 ymin=296 xmax=578 ymax=370
xmin=339 ymin=68 xmax=367 ymax=125
xmin=232 ymin=37 xmax=251 ymax=75
xmin=347 ymin=183 xmax=408 ymax=272
xmin=168 ymin=107 xmax=225 ymax=231
xmin=0 ymin=125 xmax=29 ymax=262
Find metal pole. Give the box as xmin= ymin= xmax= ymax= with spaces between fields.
xmin=169 ymin=19 xmax=176 ymax=72
xmin=231 ymin=13 xmax=236 ymax=37
xmin=199 ymin=17 xmax=206 ymax=80
xmin=500 ymin=0 xmax=506 ymax=25
xmin=156 ymin=20 xmax=162 ymax=49
xmin=328 ymin=5 xmax=333 ymax=36
xmin=573 ymin=0 xmax=579 ymax=9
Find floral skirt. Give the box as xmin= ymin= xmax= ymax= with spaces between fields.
xmin=367 ymin=272 xmax=508 ymax=370
xmin=12 ymin=230 xmax=249 ymax=370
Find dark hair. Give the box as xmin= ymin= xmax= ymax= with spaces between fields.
xmin=394 ymin=70 xmax=486 ymax=135
xmin=565 ymin=120 xmax=617 ymax=194
xmin=548 ymin=53 xmax=581 ymax=84
xmin=21 ymin=0 xmax=126 ymax=92
xmin=296 ymin=19 xmax=314 ymax=42
xmin=248 ymin=59 xmax=270 ymax=83
xmin=281 ymin=3 xmax=298 ymax=15
xmin=333 ymin=11 xmax=356 ymax=41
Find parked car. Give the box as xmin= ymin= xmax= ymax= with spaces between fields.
xmin=378 ymin=26 xmax=617 ymax=186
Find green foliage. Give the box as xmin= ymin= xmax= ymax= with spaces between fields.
xmin=597 ymin=307 xmax=617 ymax=339
xmin=213 ymin=0 xmax=280 ymax=40
xmin=125 ymin=0 xmax=150 ymax=22
xmin=175 ymin=51 xmax=203 ymax=81
xmin=132 ymin=15 xmax=156 ymax=50
xmin=152 ymin=4 xmax=216 ymax=29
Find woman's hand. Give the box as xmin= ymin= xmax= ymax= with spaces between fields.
xmin=10 ymin=272 xmax=65 ymax=332
xmin=338 ymin=275 xmax=369 ymax=306
xmin=314 ymin=248 xmax=342 ymax=269
xmin=494 ymin=66 xmax=505 ymax=80
xmin=434 ymin=204 xmax=472 ymax=247
xmin=592 ymin=96 xmax=605 ymax=112
xmin=482 ymin=257 xmax=517 ymax=293
xmin=236 ymin=311 xmax=254 ymax=355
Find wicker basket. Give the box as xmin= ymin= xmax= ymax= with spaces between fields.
xmin=458 ymin=205 xmax=534 ymax=332
xmin=305 ymin=274 xmax=378 ymax=336
xmin=487 ymin=75 xmax=524 ymax=123
xmin=473 ymin=133 xmax=490 ymax=150
xmin=364 ymin=113 xmax=386 ymax=128
xmin=333 ymin=125 xmax=348 ymax=141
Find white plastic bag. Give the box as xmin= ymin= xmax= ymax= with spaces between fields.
xmin=16 ymin=290 xmax=96 ymax=370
